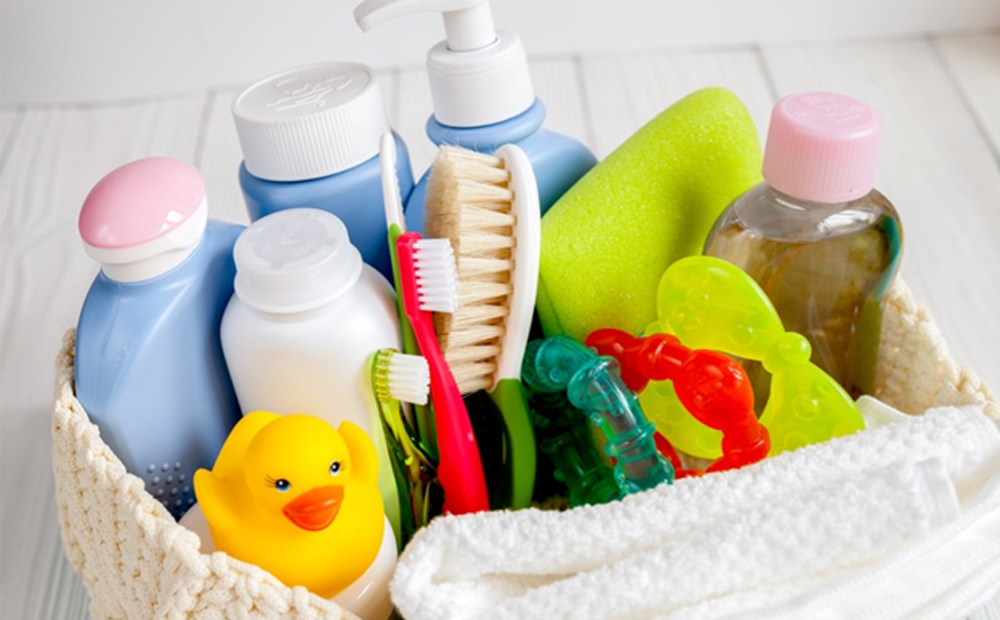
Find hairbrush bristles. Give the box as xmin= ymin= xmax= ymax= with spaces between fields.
xmin=426 ymin=146 xmax=520 ymax=394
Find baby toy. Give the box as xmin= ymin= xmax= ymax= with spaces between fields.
xmin=525 ymin=386 xmax=622 ymax=507
xmin=587 ymin=329 xmax=770 ymax=472
xmin=220 ymin=208 xmax=404 ymax=538
xmin=193 ymin=412 xmax=388 ymax=599
xmin=522 ymin=335 xmax=674 ymax=495
xmin=650 ymin=256 xmax=865 ymax=456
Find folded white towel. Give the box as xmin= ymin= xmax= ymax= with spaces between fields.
xmin=720 ymin=473 xmax=1000 ymax=620
xmin=676 ymin=403 xmax=1000 ymax=620
xmin=391 ymin=403 xmax=1000 ymax=620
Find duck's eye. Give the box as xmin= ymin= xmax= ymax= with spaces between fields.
xmin=275 ymin=479 xmax=291 ymax=492
xmin=329 ymin=461 xmax=342 ymax=476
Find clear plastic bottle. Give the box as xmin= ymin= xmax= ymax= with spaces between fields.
xmin=704 ymin=92 xmax=903 ymax=402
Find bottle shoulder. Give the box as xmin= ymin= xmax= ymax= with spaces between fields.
xmin=225 ymin=266 xmax=396 ymax=326
xmin=79 ymin=225 xmax=238 ymax=358
xmin=205 ymin=219 xmax=246 ymax=250
xmin=426 ymin=117 xmax=594 ymax=162
xmin=76 ymin=275 xmax=231 ymax=381
xmin=521 ymin=129 xmax=597 ymax=159
xmin=715 ymin=184 xmax=901 ymax=243
xmin=85 ymin=229 xmax=233 ymax=296
xmin=424 ymin=99 xmax=593 ymax=156
xmin=426 ymin=99 xmax=546 ymax=148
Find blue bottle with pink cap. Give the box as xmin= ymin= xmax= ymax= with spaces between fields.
xmin=75 ymin=157 xmax=244 ymax=520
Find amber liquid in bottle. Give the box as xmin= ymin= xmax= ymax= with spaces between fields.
xmin=704 ymin=183 xmax=903 ymax=407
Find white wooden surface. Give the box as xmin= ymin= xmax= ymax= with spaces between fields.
xmin=5 ymin=1 xmax=1000 ymax=105
xmin=2 ymin=33 xmax=999 ymax=619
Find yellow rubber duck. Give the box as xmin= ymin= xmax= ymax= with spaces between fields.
xmin=194 ymin=411 xmax=385 ymax=598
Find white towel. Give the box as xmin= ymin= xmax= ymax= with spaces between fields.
xmin=391 ymin=403 xmax=1000 ymax=620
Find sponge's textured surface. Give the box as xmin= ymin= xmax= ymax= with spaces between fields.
xmin=537 ymin=87 xmax=763 ymax=341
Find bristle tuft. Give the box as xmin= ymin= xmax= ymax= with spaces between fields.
xmin=413 ymin=238 xmax=459 ymax=314
xmin=390 ymin=352 xmax=430 ymax=406
xmin=426 ymin=146 xmax=518 ymax=394
xmin=373 ymin=349 xmax=430 ymax=405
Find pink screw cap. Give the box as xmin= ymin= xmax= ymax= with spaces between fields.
xmin=762 ymin=92 xmax=881 ymax=204
xmin=79 ymin=157 xmax=207 ymax=249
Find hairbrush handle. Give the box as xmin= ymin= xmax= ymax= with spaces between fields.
xmin=397 ymin=233 xmax=489 ymax=515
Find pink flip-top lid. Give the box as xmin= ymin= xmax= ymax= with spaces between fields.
xmin=79 ymin=157 xmax=207 ymax=249
xmin=763 ymin=92 xmax=881 ymax=204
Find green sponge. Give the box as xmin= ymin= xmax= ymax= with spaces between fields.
xmin=537 ymin=87 xmax=763 ymax=341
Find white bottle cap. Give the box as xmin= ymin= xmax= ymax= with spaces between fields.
xmin=355 ymin=0 xmax=534 ymax=128
xmin=232 ymin=62 xmax=391 ymax=182
xmin=233 ymin=209 xmax=363 ymax=314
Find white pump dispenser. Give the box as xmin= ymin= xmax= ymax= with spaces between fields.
xmin=354 ymin=0 xmax=535 ymax=128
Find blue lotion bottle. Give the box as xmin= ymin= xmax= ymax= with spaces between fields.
xmin=233 ymin=63 xmax=414 ymax=279
xmin=75 ymin=158 xmax=244 ymax=520
xmin=355 ymin=0 xmax=597 ymax=233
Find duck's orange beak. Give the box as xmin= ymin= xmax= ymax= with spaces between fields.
xmin=282 ymin=485 xmax=345 ymax=531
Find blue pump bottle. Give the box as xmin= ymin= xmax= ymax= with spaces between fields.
xmin=405 ymin=101 xmax=596 ymax=233
xmin=74 ymin=158 xmax=243 ymax=520
xmin=354 ymin=0 xmax=597 ymax=233
xmin=233 ymin=63 xmax=414 ymax=279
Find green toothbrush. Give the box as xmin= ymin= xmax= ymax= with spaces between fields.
xmin=372 ymin=348 xmax=439 ymax=545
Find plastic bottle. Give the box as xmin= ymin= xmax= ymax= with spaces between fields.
xmin=233 ymin=62 xmax=414 ymax=280
xmin=75 ymin=157 xmax=244 ymax=520
xmin=354 ymin=0 xmax=597 ymax=234
xmin=704 ymin=92 xmax=903 ymax=401
xmin=219 ymin=208 xmax=403 ymax=541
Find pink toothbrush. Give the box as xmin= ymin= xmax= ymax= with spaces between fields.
xmin=396 ymin=231 xmax=489 ymax=515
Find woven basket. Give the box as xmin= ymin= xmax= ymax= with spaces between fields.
xmin=51 ymin=279 xmax=998 ymax=620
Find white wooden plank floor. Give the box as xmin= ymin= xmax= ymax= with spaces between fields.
xmin=2 ymin=32 xmax=999 ymax=619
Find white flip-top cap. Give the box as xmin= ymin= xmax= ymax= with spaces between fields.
xmin=233 ymin=209 xmax=363 ymax=314
xmin=233 ymin=62 xmax=390 ymax=182
xmin=355 ymin=0 xmax=534 ymax=128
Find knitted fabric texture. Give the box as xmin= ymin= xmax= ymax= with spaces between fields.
xmin=51 ymin=279 xmax=997 ymax=619
xmin=51 ymin=333 xmax=360 ymax=620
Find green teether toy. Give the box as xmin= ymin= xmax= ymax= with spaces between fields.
xmin=647 ymin=256 xmax=864 ymax=456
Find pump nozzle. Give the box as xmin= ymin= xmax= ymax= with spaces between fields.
xmin=354 ymin=0 xmax=533 ymax=128
xmin=355 ymin=0 xmax=496 ymax=52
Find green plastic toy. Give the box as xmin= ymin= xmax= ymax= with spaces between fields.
xmin=522 ymin=336 xmax=675 ymax=496
xmin=645 ymin=256 xmax=864 ymax=456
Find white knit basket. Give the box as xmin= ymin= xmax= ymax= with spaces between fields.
xmin=51 ymin=279 xmax=998 ymax=620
